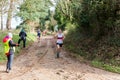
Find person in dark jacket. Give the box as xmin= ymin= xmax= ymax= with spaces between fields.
xmin=37 ymin=29 xmax=41 ymax=42
xmin=18 ymin=29 xmax=27 ymax=48
xmin=3 ymin=33 xmax=19 ymax=73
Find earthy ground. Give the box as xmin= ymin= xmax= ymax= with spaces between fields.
xmin=0 ymin=36 xmax=120 ymax=80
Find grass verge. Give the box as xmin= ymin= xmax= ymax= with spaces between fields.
xmin=0 ymin=31 xmax=36 ymax=63
xmin=91 ymin=60 xmax=120 ymax=74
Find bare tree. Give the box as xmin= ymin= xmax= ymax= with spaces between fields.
xmin=6 ymin=0 xmax=23 ymax=30
xmin=0 ymin=0 xmax=9 ymax=30
xmin=6 ymin=0 xmax=14 ymax=30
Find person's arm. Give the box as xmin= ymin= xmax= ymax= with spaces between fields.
xmin=19 ymin=32 xmax=21 ymax=37
xmin=9 ymin=40 xmax=18 ymax=47
xmin=63 ymin=33 xmax=65 ymax=40
xmin=54 ymin=33 xmax=58 ymax=39
xmin=25 ymin=32 xmax=27 ymax=37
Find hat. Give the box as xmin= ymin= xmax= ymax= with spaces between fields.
xmin=8 ymin=33 xmax=13 ymax=38
xmin=21 ymin=28 xmax=25 ymax=32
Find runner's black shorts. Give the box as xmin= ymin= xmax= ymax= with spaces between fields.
xmin=37 ymin=33 xmax=41 ymax=37
xmin=56 ymin=43 xmax=63 ymax=47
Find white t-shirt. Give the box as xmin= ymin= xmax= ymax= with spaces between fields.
xmin=56 ymin=33 xmax=64 ymax=44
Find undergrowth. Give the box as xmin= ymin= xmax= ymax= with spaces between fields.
xmin=64 ymin=26 xmax=120 ymax=73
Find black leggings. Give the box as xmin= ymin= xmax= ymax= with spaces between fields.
xmin=18 ymin=38 xmax=26 ymax=48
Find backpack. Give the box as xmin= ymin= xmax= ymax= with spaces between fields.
xmin=20 ymin=32 xmax=26 ymax=40
xmin=3 ymin=36 xmax=15 ymax=54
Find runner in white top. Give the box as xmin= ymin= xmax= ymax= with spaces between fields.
xmin=55 ymin=29 xmax=64 ymax=58
xmin=57 ymin=33 xmax=64 ymax=44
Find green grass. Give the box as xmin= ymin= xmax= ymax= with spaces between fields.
xmin=0 ymin=32 xmax=7 ymax=62
xmin=0 ymin=31 xmax=36 ymax=62
xmin=92 ymin=60 xmax=120 ymax=74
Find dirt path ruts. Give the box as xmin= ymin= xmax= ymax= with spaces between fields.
xmin=0 ymin=36 xmax=120 ymax=80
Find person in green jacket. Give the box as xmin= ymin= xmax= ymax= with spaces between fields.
xmin=18 ymin=29 xmax=27 ymax=48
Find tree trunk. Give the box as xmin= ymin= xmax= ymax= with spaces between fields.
xmin=0 ymin=1 xmax=3 ymax=30
xmin=6 ymin=0 xmax=13 ymax=30
xmin=1 ymin=6 xmax=3 ymax=30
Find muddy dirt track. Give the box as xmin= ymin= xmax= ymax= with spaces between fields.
xmin=0 ymin=36 xmax=120 ymax=80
